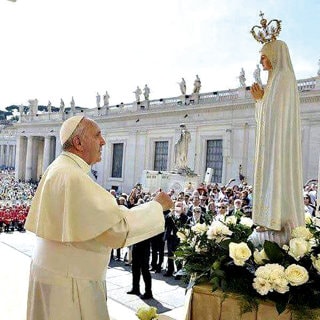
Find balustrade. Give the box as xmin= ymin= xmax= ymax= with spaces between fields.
xmin=18 ymin=77 xmax=318 ymax=123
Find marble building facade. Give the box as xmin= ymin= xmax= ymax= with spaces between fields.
xmin=0 ymin=75 xmax=319 ymax=194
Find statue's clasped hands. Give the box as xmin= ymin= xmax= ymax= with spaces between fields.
xmin=250 ymin=82 xmax=264 ymax=101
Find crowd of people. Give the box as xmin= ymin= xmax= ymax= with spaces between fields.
xmin=0 ymin=169 xmax=36 ymax=233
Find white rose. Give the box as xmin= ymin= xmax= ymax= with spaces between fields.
xmin=255 ymin=265 xmax=272 ymax=279
xmin=272 ymin=277 xmax=289 ymax=294
xmin=305 ymin=214 xmax=312 ymax=225
xmin=282 ymin=244 xmax=289 ymax=252
xmin=240 ymin=216 xmax=254 ymax=228
xmin=288 ymin=238 xmax=311 ymax=261
xmin=253 ymin=249 xmax=269 ymax=265
xmin=176 ymin=231 xmax=187 ymax=242
xmin=269 ymin=264 xmax=285 ymax=282
xmin=309 ymin=237 xmax=317 ymax=249
xmin=206 ymin=220 xmax=233 ymax=242
xmin=191 ymin=223 xmax=208 ymax=234
xmin=229 ymin=242 xmax=251 ymax=266
xmin=285 ymin=264 xmax=309 ymax=286
xmin=291 ymin=226 xmax=313 ymax=240
xmin=253 ymin=277 xmax=272 ymax=295
xmin=311 ymin=254 xmax=320 ymax=273
xmin=190 ymin=237 xmax=197 ymax=248
xmin=195 ymin=244 xmax=208 ymax=253
xmin=225 ymin=215 xmax=237 ymax=225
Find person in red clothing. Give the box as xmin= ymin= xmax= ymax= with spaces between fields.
xmin=3 ymin=208 xmax=12 ymax=232
xmin=0 ymin=207 xmax=4 ymax=232
xmin=17 ymin=210 xmax=26 ymax=232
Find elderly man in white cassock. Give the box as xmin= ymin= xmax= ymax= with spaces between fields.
xmin=25 ymin=116 xmax=174 ymax=320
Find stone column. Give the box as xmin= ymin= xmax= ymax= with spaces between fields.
xmin=25 ymin=136 xmax=34 ymax=182
xmin=55 ymin=135 xmax=62 ymax=158
xmin=12 ymin=145 xmax=16 ymax=168
xmin=315 ymin=76 xmax=320 ymax=90
xmin=223 ymin=128 xmax=232 ymax=182
xmin=15 ymin=136 xmax=27 ymax=181
xmin=5 ymin=145 xmax=10 ymax=167
xmin=49 ymin=136 xmax=56 ymax=163
xmin=43 ymin=136 xmax=51 ymax=172
xmin=0 ymin=145 xmax=4 ymax=167
xmin=7 ymin=145 xmax=12 ymax=168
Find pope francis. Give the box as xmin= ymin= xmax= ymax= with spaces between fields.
xmin=25 ymin=116 xmax=174 ymax=320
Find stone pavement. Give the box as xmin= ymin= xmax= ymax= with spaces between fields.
xmin=0 ymin=231 xmax=187 ymax=320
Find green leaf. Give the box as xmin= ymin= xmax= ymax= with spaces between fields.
xmin=214 ymin=269 xmax=225 ymax=277
xmin=210 ymin=277 xmax=220 ymax=291
xmin=220 ymin=279 xmax=228 ymax=291
xmin=212 ymin=260 xmax=221 ymax=270
xmin=220 ymin=239 xmax=232 ymax=250
xmin=276 ymin=301 xmax=287 ymax=315
xmin=264 ymin=240 xmax=284 ymax=263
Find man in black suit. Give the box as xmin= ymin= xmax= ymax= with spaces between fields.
xmin=163 ymin=201 xmax=188 ymax=278
xmin=149 ymin=211 xmax=166 ymax=273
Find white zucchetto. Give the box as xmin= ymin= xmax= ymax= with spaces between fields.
xmin=59 ymin=115 xmax=84 ymax=145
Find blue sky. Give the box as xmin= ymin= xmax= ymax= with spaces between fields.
xmin=0 ymin=0 xmax=319 ymax=110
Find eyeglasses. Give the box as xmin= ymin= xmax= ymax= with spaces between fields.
xmin=217 ymin=206 xmax=226 ymax=209
xmin=194 ymin=210 xmax=201 ymax=213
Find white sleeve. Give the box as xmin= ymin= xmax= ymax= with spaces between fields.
xmin=95 ymin=201 xmax=164 ymax=248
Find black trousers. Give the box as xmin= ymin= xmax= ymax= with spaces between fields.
xmin=150 ymin=233 xmax=165 ymax=270
xmin=166 ymin=236 xmax=181 ymax=274
xmin=131 ymin=240 xmax=152 ymax=294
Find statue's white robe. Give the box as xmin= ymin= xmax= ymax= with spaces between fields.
xmin=25 ymin=152 xmax=164 ymax=320
xmin=250 ymin=40 xmax=305 ymax=246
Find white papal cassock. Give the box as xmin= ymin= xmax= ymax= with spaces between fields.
xmin=25 ymin=151 xmax=164 ymax=320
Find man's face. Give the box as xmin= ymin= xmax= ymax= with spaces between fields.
xmin=234 ymin=200 xmax=242 ymax=209
xmin=175 ymin=202 xmax=184 ymax=215
xmin=193 ymin=196 xmax=200 ymax=205
xmin=81 ymin=119 xmax=106 ymax=165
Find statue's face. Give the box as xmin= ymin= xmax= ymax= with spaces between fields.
xmin=260 ymin=54 xmax=272 ymax=70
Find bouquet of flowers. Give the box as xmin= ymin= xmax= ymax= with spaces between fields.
xmin=175 ymin=213 xmax=320 ymax=319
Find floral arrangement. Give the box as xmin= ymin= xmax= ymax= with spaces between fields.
xmin=136 ymin=306 xmax=158 ymax=320
xmin=175 ymin=213 xmax=320 ymax=319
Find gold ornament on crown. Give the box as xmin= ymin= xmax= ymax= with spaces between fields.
xmin=250 ymin=11 xmax=282 ymax=44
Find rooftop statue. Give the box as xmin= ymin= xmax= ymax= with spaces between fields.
xmin=28 ymin=99 xmax=38 ymax=115
xmin=253 ymin=64 xmax=262 ymax=87
xmin=143 ymin=84 xmax=150 ymax=100
xmin=70 ymin=97 xmax=75 ymax=112
xmin=96 ymin=92 xmax=101 ymax=108
xmin=103 ymin=91 xmax=110 ymax=107
xmin=193 ymin=75 xmax=201 ymax=94
xmin=239 ymin=68 xmax=246 ymax=87
xmin=60 ymin=99 xmax=65 ymax=113
xmin=178 ymin=78 xmax=186 ymax=95
xmin=47 ymin=100 xmax=52 ymax=113
xmin=133 ymin=86 xmax=142 ymax=102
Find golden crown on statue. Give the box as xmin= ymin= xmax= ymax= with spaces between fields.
xmin=250 ymin=11 xmax=282 ymax=44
